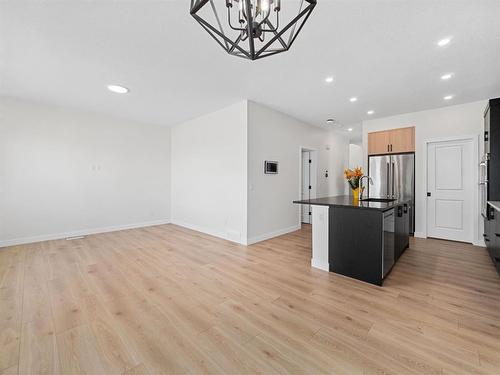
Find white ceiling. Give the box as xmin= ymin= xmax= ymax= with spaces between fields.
xmin=1 ymin=0 xmax=500 ymax=142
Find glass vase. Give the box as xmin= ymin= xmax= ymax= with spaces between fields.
xmin=352 ymin=187 xmax=360 ymax=204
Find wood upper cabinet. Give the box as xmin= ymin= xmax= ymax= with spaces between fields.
xmin=368 ymin=130 xmax=391 ymax=155
xmin=390 ymin=127 xmax=415 ymax=153
xmin=368 ymin=126 xmax=415 ymax=155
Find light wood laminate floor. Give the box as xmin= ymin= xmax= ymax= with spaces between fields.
xmin=1 ymin=224 xmax=500 ymax=374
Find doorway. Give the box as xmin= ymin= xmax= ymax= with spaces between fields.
xmin=426 ymin=138 xmax=474 ymax=243
xmin=301 ymin=149 xmax=317 ymax=224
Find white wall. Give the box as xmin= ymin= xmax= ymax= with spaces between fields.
xmin=348 ymin=144 xmax=363 ymax=169
xmin=0 ymin=97 xmax=171 ymax=247
xmin=1 ymin=97 xmax=350 ymax=248
xmin=247 ymin=101 xmax=349 ymax=244
xmin=362 ymin=100 xmax=486 ymax=245
xmin=170 ymin=101 xmax=248 ymax=244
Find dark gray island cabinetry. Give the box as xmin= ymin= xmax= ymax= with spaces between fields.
xmin=485 ymin=202 xmax=500 ymax=275
xmin=294 ymin=195 xmax=410 ymax=286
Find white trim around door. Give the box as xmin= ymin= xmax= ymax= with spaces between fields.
xmin=423 ymin=135 xmax=479 ymax=244
xmin=298 ymin=146 xmax=318 ymax=227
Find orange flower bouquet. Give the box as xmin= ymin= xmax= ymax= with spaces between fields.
xmin=344 ymin=167 xmax=363 ymax=190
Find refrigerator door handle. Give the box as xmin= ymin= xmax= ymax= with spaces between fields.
xmin=386 ymin=162 xmax=390 ymax=198
xmin=392 ymin=162 xmax=395 ymax=198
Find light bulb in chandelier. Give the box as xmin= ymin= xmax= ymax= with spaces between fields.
xmin=226 ymin=0 xmax=280 ymax=41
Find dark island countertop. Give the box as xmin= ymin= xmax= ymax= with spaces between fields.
xmin=293 ymin=195 xmax=411 ymax=212
xmin=488 ymin=201 xmax=500 ymax=212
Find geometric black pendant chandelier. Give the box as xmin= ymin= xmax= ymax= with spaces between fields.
xmin=190 ymin=0 xmax=317 ymax=60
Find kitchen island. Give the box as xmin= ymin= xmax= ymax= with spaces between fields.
xmin=294 ymin=195 xmax=410 ymax=285
xmin=484 ymin=201 xmax=500 ymax=275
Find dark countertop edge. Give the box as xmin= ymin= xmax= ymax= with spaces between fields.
xmin=292 ymin=201 xmax=396 ymax=212
xmin=293 ymin=200 xmax=332 ymax=207
xmin=488 ymin=201 xmax=500 ymax=212
xmin=293 ymin=196 xmax=411 ymax=212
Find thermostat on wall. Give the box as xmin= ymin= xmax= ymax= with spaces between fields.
xmin=264 ymin=161 xmax=278 ymax=174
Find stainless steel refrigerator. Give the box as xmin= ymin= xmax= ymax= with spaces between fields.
xmin=368 ymin=153 xmax=415 ymax=235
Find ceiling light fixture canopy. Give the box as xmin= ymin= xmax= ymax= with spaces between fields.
xmin=190 ymin=0 xmax=317 ymax=60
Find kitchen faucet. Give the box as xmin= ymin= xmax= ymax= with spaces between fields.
xmin=359 ymin=175 xmax=373 ymax=200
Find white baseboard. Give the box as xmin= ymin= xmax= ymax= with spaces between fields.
xmin=170 ymin=219 xmax=247 ymax=245
xmin=413 ymin=231 xmax=485 ymax=247
xmin=413 ymin=231 xmax=427 ymax=239
xmin=246 ymin=224 xmax=301 ymax=245
xmin=473 ymin=239 xmax=486 ymax=247
xmin=311 ymin=258 xmax=329 ymax=272
xmin=0 ymin=219 xmax=171 ymax=248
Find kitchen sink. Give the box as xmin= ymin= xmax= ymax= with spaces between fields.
xmin=360 ymin=198 xmax=396 ymax=203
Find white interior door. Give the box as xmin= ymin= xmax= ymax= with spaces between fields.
xmin=301 ymin=151 xmax=311 ymax=223
xmin=427 ymin=139 xmax=473 ymax=242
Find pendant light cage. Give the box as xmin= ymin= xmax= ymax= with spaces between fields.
xmin=190 ymin=0 xmax=317 ymax=60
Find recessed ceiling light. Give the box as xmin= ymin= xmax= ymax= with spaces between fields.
xmin=443 ymin=95 xmax=454 ymax=100
xmin=347 ymin=128 xmax=353 ymax=132
xmin=441 ymin=73 xmax=453 ymax=80
xmin=350 ymin=97 xmax=357 ymax=102
xmin=437 ymin=37 xmax=451 ymax=47
xmin=326 ymin=118 xmax=335 ymax=124
xmin=367 ymin=110 xmax=374 ymax=115
xmin=325 ymin=76 xmax=334 ymax=83
xmin=107 ymin=84 xmax=129 ymax=94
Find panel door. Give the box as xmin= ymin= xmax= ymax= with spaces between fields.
xmin=301 ymin=151 xmax=311 ymax=224
xmin=390 ymin=127 xmax=415 ymax=153
xmin=368 ymin=131 xmax=391 ymax=155
xmin=427 ymin=139 xmax=473 ymax=242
